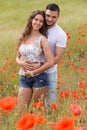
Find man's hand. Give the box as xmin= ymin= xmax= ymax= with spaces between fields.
xmin=29 ymin=62 xmax=41 ymax=71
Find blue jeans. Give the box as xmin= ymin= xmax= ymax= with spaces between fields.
xmin=45 ymin=71 xmax=58 ymax=105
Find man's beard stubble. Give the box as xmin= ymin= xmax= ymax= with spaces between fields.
xmin=46 ymin=22 xmax=56 ymax=28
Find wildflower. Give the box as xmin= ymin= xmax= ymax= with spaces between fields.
xmin=50 ymin=103 xmax=58 ymax=110
xmin=10 ymin=73 xmax=15 ymax=78
xmin=0 ymin=96 xmax=17 ymax=111
xmin=79 ymin=67 xmax=85 ymax=70
xmin=79 ymin=80 xmax=86 ymax=88
xmin=50 ymin=117 xmax=74 ymax=130
xmin=77 ymin=38 xmax=80 ymax=43
xmin=81 ymin=40 xmax=85 ymax=44
xmin=3 ymin=67 xmax=7 ymax=72
xmin=16 ymin=114 xmax=35 ymax=130
xmin=66 ymin=32 xmax=72 ymax=40
xmin=70 ymin=104 xmax=82 ymax=116
xmin=70 ymin=63 xmax=74 ymax=67
xmin=72 ymin=90 xmax=79 ymax=100
xmin=35 ymin=114 xmax=46 ymax=124
xmin=33 ymin=101 xmax=43 ymax=108
xmin=6 ymin=57 xmax=9 ymax=60
xmin=4 ymin=111 xmax=9 ymax=115
xmin=8 ymin=61 xmax=13 ymax=65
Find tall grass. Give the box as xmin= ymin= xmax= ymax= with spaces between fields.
xmin=0 ymin=0 xmax=87 ymax=129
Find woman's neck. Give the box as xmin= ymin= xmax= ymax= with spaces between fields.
xmin=30 ymin=30 xmax=41 ymax=36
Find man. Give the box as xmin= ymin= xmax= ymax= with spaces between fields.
xmin=18 ymin=3 xmax=67 ymax=105
xmin=44 ymin=3 xmax=67 ymax=105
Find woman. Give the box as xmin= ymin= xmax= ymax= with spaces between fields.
xmin=16 ymin=10 xmax=53 ymax=112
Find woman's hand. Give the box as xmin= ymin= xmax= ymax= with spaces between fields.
xmin=20 ymin=60 xmax=30 ymax=71
xmin=16 ymin=56 xmax=32 ymax=71
xmin=25 ymin=71 xmax=33 ymax=77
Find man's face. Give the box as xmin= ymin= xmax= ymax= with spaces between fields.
xmin=45 ymin=9 xmax=59 ymax=28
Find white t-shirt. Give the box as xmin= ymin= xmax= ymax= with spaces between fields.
xmin=46 ymin=24 xmax=67 ymax=74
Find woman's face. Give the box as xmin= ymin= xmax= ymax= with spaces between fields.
xmin=32 ymin=14 xmax=44 ymax=31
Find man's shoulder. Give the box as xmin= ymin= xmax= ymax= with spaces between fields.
xmin=53 ymin=25 xmax=66 ymax=38
xmin=55 ymin=25 xmax=65 ymax=33
xmin=49 ymin=25 xmax=65 ymax=34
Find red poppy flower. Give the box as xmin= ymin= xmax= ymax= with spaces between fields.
xmin=0 ymin=96 xmax=17 ymax=111
xmin=50 ymin=103 xmax=58 ymax=110
xmin=10 ymin=73 xmax=15 ymax=78
xmin=79 ymin=80 xmax=86 ymax=88
xmin=50 ymin=117 xmax=74 ymax=130
xmin=70 ymin=104 xmax=82 ymax=116
xmin=33 ymin=101 xmax=43 ymax=108
xmin=16 ymin=114 xmax=35 ymax=130
xmin=35 ymin=114 xmax=46 ymax=124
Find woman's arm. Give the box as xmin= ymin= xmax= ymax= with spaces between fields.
xmin=25 ymin=37 xmax=54 ymax=77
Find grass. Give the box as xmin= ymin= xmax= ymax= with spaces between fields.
xmin=0 ymin=0 xmax=87 ymax=129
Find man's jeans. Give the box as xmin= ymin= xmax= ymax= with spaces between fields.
xmin=45 ymin=71 xmax=58 ymax=105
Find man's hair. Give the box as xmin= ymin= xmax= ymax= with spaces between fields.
xmin=46 ymin=3 xmax=60 ymax=14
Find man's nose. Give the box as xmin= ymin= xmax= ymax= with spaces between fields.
xmin=48 ymin=17 xmax=52 ymax=21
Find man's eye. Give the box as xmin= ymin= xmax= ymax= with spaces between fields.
xmin=52 ymin=17 xmax=57 ymax=19
xmin=46 ymin=14 xmax=50 ymax=17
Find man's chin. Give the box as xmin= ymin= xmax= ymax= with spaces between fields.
xmin=47 ymin=23 xmax=55 ymax=28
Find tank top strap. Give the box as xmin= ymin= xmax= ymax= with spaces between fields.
xmin=38 ymin=35 xmax=43 ymax=46
xmin=39 ymin=35 xmax=43 ymax=42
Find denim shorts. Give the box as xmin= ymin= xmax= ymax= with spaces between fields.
xmin=20 ymin=72 xmax=50 ymax=89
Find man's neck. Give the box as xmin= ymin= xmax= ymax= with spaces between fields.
xmin=47 ymin=24 xmax=56 ymax=29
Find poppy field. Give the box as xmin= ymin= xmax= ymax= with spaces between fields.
xmin=0 ymin=0 xmax=87 ymax=130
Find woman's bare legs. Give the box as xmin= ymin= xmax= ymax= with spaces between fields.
xmin=17 ymin=88 xmax=33 ymax=113
xmin=33 ymin=87 xmax=48 ymax=102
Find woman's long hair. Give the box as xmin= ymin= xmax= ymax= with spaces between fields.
xmin=16 ymin=10 xmax=47 ymax=51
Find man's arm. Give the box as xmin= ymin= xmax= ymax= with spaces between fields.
xmin=54 ymin=46 xmax=66 ymax=64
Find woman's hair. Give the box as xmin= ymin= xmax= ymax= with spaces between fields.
xmin=17 ymin=10 xmax=47 ymax=51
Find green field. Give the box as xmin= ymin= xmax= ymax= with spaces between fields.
xmin=0 ymin=0 xmax=87 ymax=129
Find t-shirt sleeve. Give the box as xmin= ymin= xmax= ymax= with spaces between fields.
xmin=56 ymin=31 xmax=67 ymax=48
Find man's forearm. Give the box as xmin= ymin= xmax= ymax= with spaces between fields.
xmin=54 ymin=56 xmax=62 ymax=65
xmin=54 ymin=47 xmax=66 ymax=65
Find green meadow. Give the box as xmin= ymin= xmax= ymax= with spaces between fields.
xmin=0 ymin=0 xmax=87 ymax=129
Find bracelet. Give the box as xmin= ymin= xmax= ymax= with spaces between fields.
xmin=30 ymin=71 xmax=34 ymax=77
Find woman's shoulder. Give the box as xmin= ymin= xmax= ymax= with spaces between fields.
xmin=41 ymin=35 xmax=47 ymax=41
xmin=40 ymin=35 xmax=48 ymax=47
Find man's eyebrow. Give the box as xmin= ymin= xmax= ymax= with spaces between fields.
xmin=46 ymin=14 xmax=50 ymax=16
xmin=46 ymin=13 xmax=50 ymax=15
xmin=46 ymin=14 xmax=57 ymax=18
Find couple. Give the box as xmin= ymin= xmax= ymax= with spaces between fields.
xmin=16 ymin=3 xmax=67 ymax=112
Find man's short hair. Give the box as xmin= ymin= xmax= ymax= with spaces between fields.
xmin=46 ymin=3 xmax=60 ymax=14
